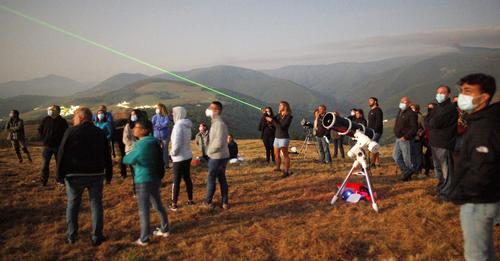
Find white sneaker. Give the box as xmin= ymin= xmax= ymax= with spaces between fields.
xmin=152 ymin=228 xmax=170 ymax=238
xmin=133 ymin=238 xmax=148 ymax=246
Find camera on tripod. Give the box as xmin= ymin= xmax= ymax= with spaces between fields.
xmin=300 ymin=118 xmax=313 ymax=129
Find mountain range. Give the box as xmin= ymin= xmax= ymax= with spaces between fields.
xmin=1 ymin=46 xmax=499 ymax=138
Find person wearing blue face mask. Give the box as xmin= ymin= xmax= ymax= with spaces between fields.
xmin=426 ymin=85 xmax=458 ymax=197
xmin=121 ymin=109 xmax=142 ymax=180
xmin=392 ymin=96 xmax=418 ymax=181
xmin=447 ymin=73 xmax=499 ymax=261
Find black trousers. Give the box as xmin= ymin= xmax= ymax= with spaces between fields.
xmin=262 ymin=135 xmax=275 ymax=163
xmin=41 ymin=146 xmax=58 ymax=182
xmin=333 ymin=137 xmax=345 ymax=158
xmin=172 ymin=158 xmax=193 ymax=204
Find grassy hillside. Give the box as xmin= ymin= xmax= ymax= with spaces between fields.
xmin=1 ymin=140 xmax=498 ymax=260
xmin=154 ymin=65 xmax=349 ymax=112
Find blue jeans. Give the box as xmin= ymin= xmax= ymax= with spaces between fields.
xmin=206 ymin=158 xmax=229 ymax=204
xmin=431 ymin=146 xmax=454 ymax=194
xmin=316 ymin=136 xmax=332 ymax=163
xmin=161 ymin=139 xmax=170 ymax=169
xmin=135 ymin=181 xmax=169 ymax=243
xmin=65 ymin=175 xmax=104 ymax=242
xmin=393 ymin=139 xmax=413 ymax=178
xmin=460 ymin=202 xmax=500 ymax=261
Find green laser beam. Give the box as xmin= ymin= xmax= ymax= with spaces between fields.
xmin=0 ymin=4 xmax=262 ymax=111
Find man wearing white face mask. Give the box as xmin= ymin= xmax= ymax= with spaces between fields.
xmin=447 ymin=73 xmax=499 ymax=261
xmin=204 ymin=101 xmax=230 ymax=210
xmin=392 ymin=96 xmax=418 ymax=181
xmin=38 ymin=105 xmax=68 ymax=186
xmin=426 ymin=85 xmax=458 ymax=196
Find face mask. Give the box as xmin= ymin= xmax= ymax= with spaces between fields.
xmin=47 ymin=110 xmax=54 ymax=117
xmin=155 ymin=109 xmax=161 ymax=114
xmin=131 ymin=115 xmax=138 ymax=122
xmin=9 ymin=113 xmax=14 ymax=118
xmin=350 ymin=111 xmax=355 ymax=116
xmin=436 ymin=93 xmax=447 ymax=104
xmin=266 ymin=112 xmax=271 ymax=116
xmin=457 ymin=94 xmax=475 ymax=113
xmin=97 ymin=114 xmax=104 ymax=120
xmin=205 ymin=108 xmax=213 ymax=118
xmin=399 ymin=103 xmax=407 ymax=111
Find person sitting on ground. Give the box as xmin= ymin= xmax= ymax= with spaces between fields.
xmin=5 ymin=110 xmax=32 ymax=163
xmin=169 ymin=106 xmax=194 ymax=211
xmin=195 ymin=122 xmax=210 ymax=163
xmin=227 ymin=134 xmax=244 ymax=164
xmin=123 ymin=120 xmax=170 ymax=246
xmin=38 ymin=105 xmax=68 ymax=186
xmin=56 ymin=107 xmax=112 ymax=246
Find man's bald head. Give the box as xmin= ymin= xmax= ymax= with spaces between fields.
xmin=73 ymin=107 xmax=92 ymax=126
xmin=400 ymin=96 xmax=411 ymax=105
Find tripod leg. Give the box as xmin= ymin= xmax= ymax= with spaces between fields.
xmin=331 ymin=163 xmax=357 ymax=205
xmin=362 ymin=167 xmax=379 ymax=212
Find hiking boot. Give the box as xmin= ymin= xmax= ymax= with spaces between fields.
xmin=222 ymin=203 xmax=230 ymax=210
xmin=281 ymin=171 xmax=290 ymax=178
xmin=186 ymin=200 xmax=195 ymax=206
xmin=273 ymin=168 xmax=281 ymax=172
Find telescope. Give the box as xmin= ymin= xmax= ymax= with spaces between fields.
xmin=322 ymin=112 xmax=380 ymax=212
xmin=322 ymin=112 xmax=375 ymax=140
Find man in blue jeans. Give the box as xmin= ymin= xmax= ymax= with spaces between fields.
xmin=314 ymin=105 xmax=332 ymax=164
xmin=392 ymin=96 xmax=418 ymax=181
xmin=56 ymin=107 xmax=113 ymax=246
xmin=204 ymin=101 xmax=230 ymax=210
xmin=448 ymin=73 xmax=499 ymax=261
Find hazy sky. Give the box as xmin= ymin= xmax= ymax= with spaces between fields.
xmin=1 ymin=0 xmax=499 ymax=82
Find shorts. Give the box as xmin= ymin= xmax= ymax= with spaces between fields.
xmin=273 ymin=138 xmax=290 ymax=148
xmin=373 ymin=132 xmax=382 ymax=143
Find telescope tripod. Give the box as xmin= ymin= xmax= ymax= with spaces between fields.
xmin=331 ymin=148 xmax=379 ymax=212
xmin=298 ymin=127 xmax=317 ymax=159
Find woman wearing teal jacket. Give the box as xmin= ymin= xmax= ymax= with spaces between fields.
xmin=94 ymin=109 xmax=113 ymax=141
xmin=123 ymin=120 xmax=169 ymax=246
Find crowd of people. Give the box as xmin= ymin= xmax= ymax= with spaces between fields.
xmin=3 ymin=73 xmax=498 ymax=260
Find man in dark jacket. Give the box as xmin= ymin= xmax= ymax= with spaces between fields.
xmin=314 ymin=105 xmax=332 ymax=164
xmin=368 ymin=97 xmax=383 ymax=167
xmin=447 ymin=74 xmax=499 ymax=261
xmin=38 ymin=105 xmax=68 ymax=186
xmin=426 ymin=85 xmax=458 ymax=195
xmin=56 ymin=107 xmax=112 ymax=246
xmin=392 ymin=96 xmax=418 ymax=181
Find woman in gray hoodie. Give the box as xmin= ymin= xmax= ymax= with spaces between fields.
xmin=169 ymin=106 xmax=194 ymax=211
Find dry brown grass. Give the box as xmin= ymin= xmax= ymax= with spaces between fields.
xmin=0 ymin=139 xmax=499 ymax=261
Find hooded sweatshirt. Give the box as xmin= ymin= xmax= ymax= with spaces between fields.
xmin=170 ymin=106 xmax=193 ymax=162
